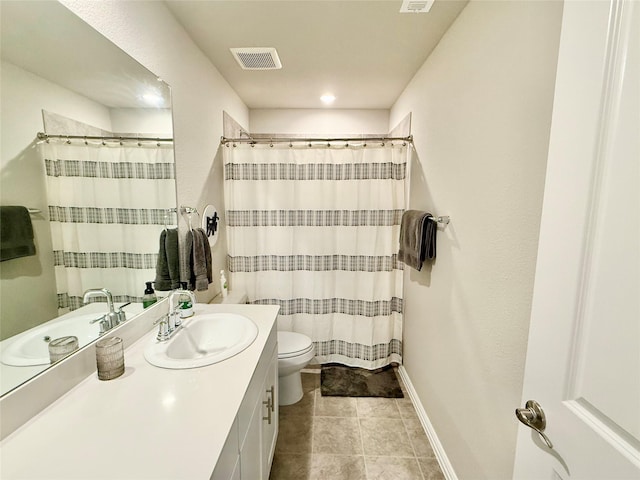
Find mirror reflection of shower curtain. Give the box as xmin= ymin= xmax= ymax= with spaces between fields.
xmin=224 ymin=143 xmax=406 ymax=369
xmin=39 ymin=140 xmax=175 ymax=314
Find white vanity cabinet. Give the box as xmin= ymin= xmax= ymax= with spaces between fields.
xmin=0 ymin=304 xmax=280 ymax=480
xmin=211 ymin=325 xmax=278 ymax=480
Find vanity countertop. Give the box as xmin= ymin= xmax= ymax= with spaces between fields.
xmin=0 ymin=303 xmax=279 ymax=479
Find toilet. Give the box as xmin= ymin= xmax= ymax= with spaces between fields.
xmin=211 ymin=289 xmax=315 ymax=406
xmin=277 ymin=331 xmax=315 ymax=406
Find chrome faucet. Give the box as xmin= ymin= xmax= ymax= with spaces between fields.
xmin=154 ymin=288 xmax=196 ymax=342
xmin=83 ymin=288 xmax=126 ymax=334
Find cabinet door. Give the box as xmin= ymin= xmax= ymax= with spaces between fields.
xmin=240 ymin=396 xmax=262 ymax=480
xmin=210 ymin=418 xmax=239 ymax=480
xmin=261 ymin=348 xmax=278 ymax=479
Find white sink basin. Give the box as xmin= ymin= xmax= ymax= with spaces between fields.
xmin=143 ymin=313 xmax=258 ymax=369
xmin=1 ymin=313 xmax=109 ymax=366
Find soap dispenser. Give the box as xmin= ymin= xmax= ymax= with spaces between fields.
xmin=142 ymin=281 xmax=157 ymax=308
xmin=220 ymin=270 xmax=228 ymax=298
xmin=178 ymin=282 xmax=194 ymax=318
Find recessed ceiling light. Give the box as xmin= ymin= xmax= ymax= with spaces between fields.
xmin=142 ymin=92 xmax=164 ymax=107
xmin=320 ymin=93 xmax=336 ymax=104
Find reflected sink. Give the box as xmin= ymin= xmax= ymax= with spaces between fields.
xmin=1 ymin=313 xmax=115 ymax=366
xmin=143 ymin=313 xmax=258 ymax=369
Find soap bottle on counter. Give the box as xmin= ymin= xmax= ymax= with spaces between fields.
xmin=142 ymin=282 xmax=157 ymax=308
xmin=220 ymin=270 xmax=228 ymax=298
xmin=178 ymin=282 xmax=194 ymax=318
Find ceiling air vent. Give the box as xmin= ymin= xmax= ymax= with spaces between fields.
xmin=399 ymin=0 xmax=434 ymax=13
xmin=230 ymin=47 xmax=282 ymax=70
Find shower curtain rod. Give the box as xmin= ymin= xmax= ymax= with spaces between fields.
xmin=37 ymin=132 xmax=173 ymax=142
xmin=220 ymin=135 xmax=413 ymax=146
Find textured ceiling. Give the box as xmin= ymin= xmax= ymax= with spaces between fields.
xmin=165 ymin=0 xmax=468 ymax=109
xmin=0 ymin=1 xmax=170 ymax=109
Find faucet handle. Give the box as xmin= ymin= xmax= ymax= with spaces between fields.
xmin=154 ymin=314 xmax=170 ymax=342
xmin=90 ymin=315 xmax=110 ymax=335
xmin=116 ymin=310 xmax=127 ymax=324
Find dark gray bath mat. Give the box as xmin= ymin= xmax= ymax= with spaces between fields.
xmin=320 ymin=364 xmax=404 ymax=398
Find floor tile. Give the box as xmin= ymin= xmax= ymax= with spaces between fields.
xmin=315 ymin=392 xmax=357 ymax=417
xmin=276 ymin=415 xmax=313 ymax=454
xmin=269 ymin=453 xmax=312 ymax=480
xmin=396 ymin=398 xmax=420 ymax=421
xmin=356 ymin=397 xmax=401 ymax=418
xmin=417 ymin=457 xmax=446 ymax=480
xmin=365 ymin=456 xmax=424 ymax=480
xmin=360 ymin=417 xmax=414 ymax=457
xmin=403 ymin=418 xmax=436 ymax=458
xmin=280 ymin=389 xmax=315 ymax=417
xmin=310 ymin=454 xmax=366 ymax=479
xmin=313 ymin=417 xmax=363 ymax=455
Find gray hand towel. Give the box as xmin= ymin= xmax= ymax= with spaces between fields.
xmin=154 ymin=230 xmax=171 ymax=290
xmin=198 ymin=228 xmax=213 ymax=284
xmin=181 ymin=230 xmax=194 ymax=291
xmin=398 ymin=210 xmax=436 ymax=271
xmin=155 ymin=228 xmax=180 ymax=291
xmin=165 ymin=228 xmax=181 ymax=290
xmin=192 ymin=228 xmax=211 ymax=291
xmin=0 ymin=206 xmax=36 ymax=262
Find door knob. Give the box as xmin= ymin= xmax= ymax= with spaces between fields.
xmin=515 ymin=400 xmax=553 ymax=449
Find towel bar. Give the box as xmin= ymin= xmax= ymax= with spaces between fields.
xmin=429 ymin=215 xmax=450 ymax=225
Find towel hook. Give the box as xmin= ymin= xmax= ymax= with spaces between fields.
xmin=180 ymin=205 xmax=199 ymax=231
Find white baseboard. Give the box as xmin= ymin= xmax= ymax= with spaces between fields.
xmin=398 ymin=365 xmax=458 ymax=480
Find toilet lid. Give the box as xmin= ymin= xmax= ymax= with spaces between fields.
xmin=278 ymin=331 xmax=313 ymax=358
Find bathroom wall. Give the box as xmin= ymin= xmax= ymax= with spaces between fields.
xmin=390 ymin=1 xmax=563 ymax=478
xmin=250 ymin=109 xmax=389 ymax=135
xmin=0 ymin=61 xmax=113 ymax=340
xmin=61 ymin=0 xmax=250 ymax=302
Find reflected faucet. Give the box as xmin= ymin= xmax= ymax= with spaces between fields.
xmin=83 ymin=288 xmax=126 ymax=334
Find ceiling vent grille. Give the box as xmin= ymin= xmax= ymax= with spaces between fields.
xmin=399 ymin=0 xmax=434 ymax=13
xmin=230 ymin=47 xmax=282 ymax=70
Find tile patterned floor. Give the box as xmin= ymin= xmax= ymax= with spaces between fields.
xmin=270 ymin=370 xmax=445 ymax=480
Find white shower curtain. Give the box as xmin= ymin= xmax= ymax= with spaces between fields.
xmin=40 ymin=140 xmax=175 ymax=314
xmin=224 ymin=142 xmax=407 ymax=369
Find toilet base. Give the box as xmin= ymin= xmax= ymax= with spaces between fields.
xmin=278 ymin=371 xmax=304 ymax=406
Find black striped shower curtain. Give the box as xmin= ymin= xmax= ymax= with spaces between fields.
xmin=224 ymin=142 xmax=407 ymax=368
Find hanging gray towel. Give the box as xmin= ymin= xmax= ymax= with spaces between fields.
xmin=192 ymin=227 xmax=211 ymax=291
xmin=398 ymin=210 xmax=437 ymax=271
xmin=198 ymin=228 xmax=213 ymax=284
xmin=0 ymin=206 xmax=36 ymax=262
xmin=181 ymin=229 xmax=195 ymax=291
xmin=165 ymin=228 xmax=181 ymax=290
xmin=154 ymin=230 xmax=170 ymax=290
xmin=154 ymin=228 xmax=180 ymax=291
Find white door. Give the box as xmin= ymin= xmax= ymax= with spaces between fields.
xmin=513 ymin=0 xmax=639 ymax=478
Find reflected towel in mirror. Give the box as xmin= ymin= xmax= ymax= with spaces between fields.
xmin=0 ymin=206 xmax=36 ymax=262
xmin=155 ymin=228 xmax=180 ymax=290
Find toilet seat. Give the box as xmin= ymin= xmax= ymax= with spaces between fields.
xmin=278 ymin=331 xmax=313 ymax=359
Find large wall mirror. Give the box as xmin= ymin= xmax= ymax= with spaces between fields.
xmin=0 ymin=1 xmax=177 ymax=396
